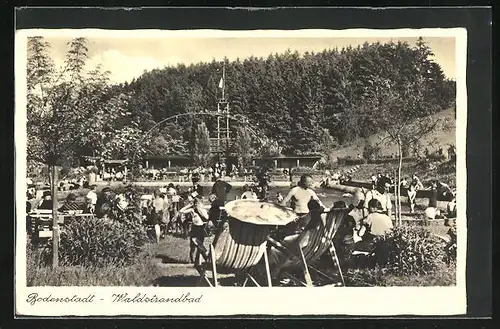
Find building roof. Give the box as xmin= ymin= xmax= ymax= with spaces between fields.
xmin=254 ymin=154 xmax=323 ymax=160
xmin=145 ymin=155 xmax=191 ymax=160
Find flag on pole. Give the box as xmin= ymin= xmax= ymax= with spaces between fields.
xmin=218 ymin=77 xmax=224 ymax=88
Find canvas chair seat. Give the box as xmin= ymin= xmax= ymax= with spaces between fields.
xmin=267 ymin=207 xmax=349 ymax=286
xmin=195 ymin=200 xmax=295 ymax=287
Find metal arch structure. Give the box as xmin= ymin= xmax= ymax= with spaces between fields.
xmin=132 ymin=111 xmax=266 ymax=159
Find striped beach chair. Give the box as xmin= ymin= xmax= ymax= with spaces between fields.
xmin=267 ymin=206 xmax=349 ymax=287
xmin=196 ymin=199 xmax=296 ymax=287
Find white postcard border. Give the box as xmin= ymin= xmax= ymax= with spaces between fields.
xmin=15 ymin=27 xmax=468 ymax=317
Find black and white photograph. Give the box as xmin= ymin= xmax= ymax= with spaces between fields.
xmin=15 ymin=26 xmax=467 ymax=316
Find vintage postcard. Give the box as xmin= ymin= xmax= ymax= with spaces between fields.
xmin=15 ymin=27 xmax=467 ymax=316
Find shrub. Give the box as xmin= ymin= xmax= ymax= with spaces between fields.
xmin=26 ymin=239 xmax=52 ymax=286
xmin=372 ymin=225 xmax=447 ymax=276
xmin=27 ymin=244 xmax=162 ymax=286
xmin=59 ymin=216 xmax=149 ymax=267
xmin=362 ymin=141 xmax=381 ymax=160
xmin=427 ymin=152 xmax=446 ymax=162
xmin=345 ymin=264 xmax=456 ymax=287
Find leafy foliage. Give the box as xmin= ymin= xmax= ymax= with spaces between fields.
xmin=191 ymin=121 xmax=212 ymax=166
xmin=26 ymin=37 xmax=455 ymax=171
xmin=58 ymin=217 xmax=149 ymax=267
xmin=27 ymin=240 xmax=161 ymax=286
xmin=112 ymin=38 xmax=454 ymax=155
xmin=372 ymin=225 xmax=448 ymax=276
xmin=27 ymin=37 xmax=147 ymax=166
xmin=362 ymin=139 xmax=381 ymax=160
xmin=234 ymin=126 xmax=255 ymax=166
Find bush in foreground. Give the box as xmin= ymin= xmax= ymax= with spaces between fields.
xmin=345 ymin=264 xmax=456 ymax=287
xmin=372 ymin=225 xmax=448 ymax=276
xmin=27 ymin=243 xmax=162 ymax=286
xmin=59 ymin=216 xmax=149 ymax=267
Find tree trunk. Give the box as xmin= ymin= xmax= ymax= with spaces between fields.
xmin=394 ymin=169 xmax=398 ymax=225
xmin=397 ymin=137 xmax=403 ymax=225
xmin=50 ymin=165 xmax=60 ymax=268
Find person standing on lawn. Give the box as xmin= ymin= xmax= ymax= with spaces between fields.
xmin=363 ymin=177 xmax=393 ymax=218
xmin=192 ymin=173 xmax=203 ymax=197
xmin=279 ymin=174 xmax=328 ymax=234
xmin=424 ymin=180 xmax=439 ymax=221
xmin=148 ymin=190 xmax=167 ymax=243
xmin=407 ymin=180 xmax=418 ymax=214
xmin=210 ymin=173 xmax=232 ymax=204
xmin=189 ymin=198 xmax=210 ymax=265
xmin=208 ymin=173 xmax=232 ymax=224
xmin=86 ymin=185 xmax=98 ymax=214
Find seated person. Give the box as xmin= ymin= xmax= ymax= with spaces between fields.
xmin=95 ymin=187 xmax=113 ymax=219
xmin=364 ymin=199 xmax=393 ymax=236
xmin=58 ymin=193 xmax=82 ymax=212
xmin=354 ymin=199 xmax=393 ymax=252
xmin=445 ymin=192 xmax=457 ymax=226
xmin=240 ymin=185 xmax=258 ymax=200
xmin=37 ymin=191 xmax=53 ymax=210
xmin=334 ymin=208 xmax=357 ymax=265
xmin=83 ymin=196 xmax=95 ymax=214
xmin=364 ymin=177 xmax=393 ymax=217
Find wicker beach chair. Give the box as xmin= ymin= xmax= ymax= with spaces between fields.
xmin=195 ymin=199 xmax=296 ymax=287
xmin=266 ymin=206 xmax=349 ymax=287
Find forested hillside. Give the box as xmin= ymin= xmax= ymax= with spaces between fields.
xmin=107 ymin=37 xmax=456 ymax=158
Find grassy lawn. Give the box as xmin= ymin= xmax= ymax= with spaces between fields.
xmin=345 ymin=265 xmax=456 ymax=287
xmin=332 ymin=107 xmax=456 ymax=160
xmin=152 ymin=221 xmax=455 ymax=287
xmin=27 ymin=243 xmax=163 ymax=287
xmin=27 ymin=221 xmax=455 ymax=287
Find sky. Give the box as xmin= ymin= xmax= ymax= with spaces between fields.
xmin=42 ymin=35 xmax=456 ymax=84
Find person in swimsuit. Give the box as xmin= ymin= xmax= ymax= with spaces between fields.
xmin=279 ymin=174 xmax=328 ymax=235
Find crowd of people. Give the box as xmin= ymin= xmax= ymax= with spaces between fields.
xmin=26 ymin=164 xmax=458 ymax=282
xmin=319 ymin=167 xmax=360 ymax=188
xmin=138 ymin=163 xmax=254 ymax=183
xmin=102 ymin=168 xmax=126 ymax=181
xmin=27 ymin=155 xmax=457 ymax=272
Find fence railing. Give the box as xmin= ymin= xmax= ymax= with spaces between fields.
xmin=337 ymin=156 xmax=420 ymax=166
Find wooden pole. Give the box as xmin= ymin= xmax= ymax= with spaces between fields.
xmin=393 ymin=169 xmax=397 ymax=225
xmin=263 ymin=250 xmax=272 ymax=287
xmin=299 ymin=246 xmax=313 ymax=286
xmin=51 ymin=165 xmax=60 ymax=268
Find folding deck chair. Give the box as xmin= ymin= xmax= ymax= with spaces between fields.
xmin=266 ymin=206 xmax=349 ymax=287
xmin=194 ymin=199 xmax=296 ymax=287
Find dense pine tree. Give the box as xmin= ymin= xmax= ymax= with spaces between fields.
xmin=108 ymin=38 xmax=455 ymax=157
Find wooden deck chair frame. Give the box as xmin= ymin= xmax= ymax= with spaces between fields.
xmin=195 ymin=243 xmax=273 ymax=288
xmin=193 ymin=207 xmax=274 ymax=288
xmin=267 ymin=207 xmax=348 ymax=287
